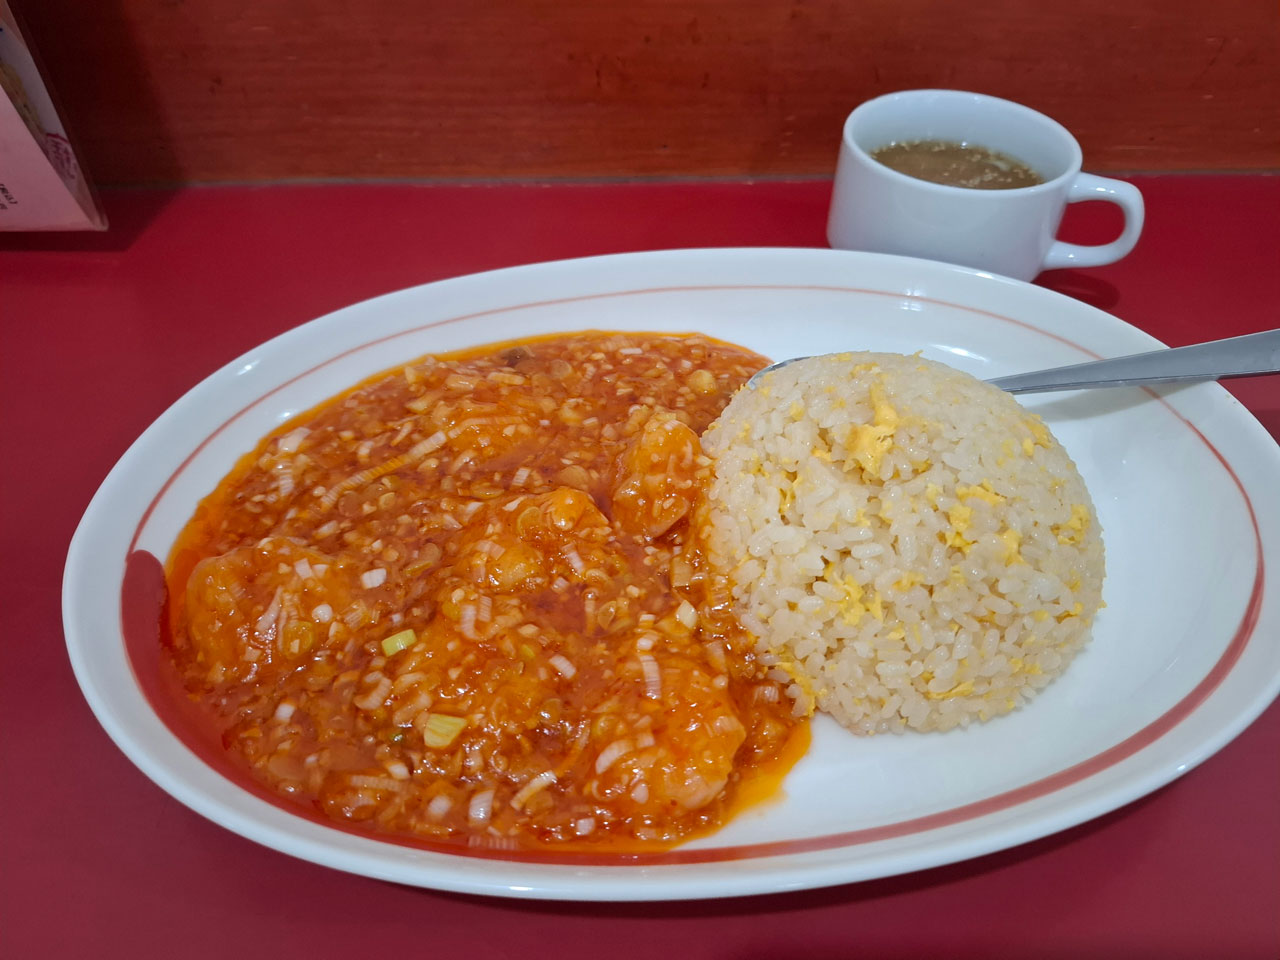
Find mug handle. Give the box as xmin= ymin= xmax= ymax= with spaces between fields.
xmin=1042 ymin=173 xmax=1145 ymax=271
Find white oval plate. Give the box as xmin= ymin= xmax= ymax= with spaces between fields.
xmin=64 ymin=248 xmax=1280 ymax=901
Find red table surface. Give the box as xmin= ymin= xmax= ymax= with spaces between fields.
xmin=2 ymin=178 xmax=1278 ymax=960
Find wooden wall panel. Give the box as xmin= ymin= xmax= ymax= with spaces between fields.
xmin=14 ymin=0 xmax=1280 ymax=184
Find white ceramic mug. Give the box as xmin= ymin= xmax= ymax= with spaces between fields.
xmin=827 ymin=90 xmax=1144 ymax=281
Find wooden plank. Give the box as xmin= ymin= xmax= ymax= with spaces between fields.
xmin=13 ymin=0 xmax=1280 ymax=184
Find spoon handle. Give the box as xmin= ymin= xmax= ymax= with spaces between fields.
xmin=986 ymin=329 xmax=1280 ymax=394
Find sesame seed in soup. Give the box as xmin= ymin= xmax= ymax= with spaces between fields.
xmin=871 ymin=140 xmax=1045 ymax=190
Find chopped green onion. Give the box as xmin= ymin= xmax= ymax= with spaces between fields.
xmin=420 ymin=713 xmax=467 ymax=748
xmin=381 ymin=628 xmax=418 ymax=657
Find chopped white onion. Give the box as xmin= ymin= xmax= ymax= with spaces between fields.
xmin=510 ymin=770 xmax=557 ymax=811
xmin=594 ymin=738 xmax=633 ymax=774
xmin=562 ymin=546 xmax=585 ymax=575
xmin=458 ymin=604 xmax=478 ymax=640
xmin=413 ymin=432 xmax=447 ymax=457
xmin=255 ymin=588 xmax=283 ymax=637
xmin=548 ymin=654 xmax=576 ymax=679
xmin=754 ymin=684 xmax=780 ymax=703
xmin=639 ymin=654 xmax=662 ymax=699
xmin=468 ymin=788 xmax=495 ymax=825
xmin=353 ymin=675 xmax=391 ymax=711
xmin=347 ymin=774 xmax=400 ymax=791
xmin=276 ymin=428 xmax=309 ymax=453
xmin=343 ymin=603 xmax=368 ymax=629
xmin=712 ymin=714 xmax=741 ymax=735
xmin=675 ymin=600 xmax=698 ymax=630
xmin=361 ymin=568 xmax=387 ymax=589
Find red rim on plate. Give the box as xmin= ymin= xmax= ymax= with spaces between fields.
xmin=118 ymin=283 xmax=1265 ymax=867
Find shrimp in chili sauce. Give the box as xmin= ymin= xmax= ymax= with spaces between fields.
xmin=166 ymin=333 xmax=806 ymax=851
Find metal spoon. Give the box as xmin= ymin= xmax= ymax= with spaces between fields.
xmin=747 ymin=329 xmax=1280 ymax=394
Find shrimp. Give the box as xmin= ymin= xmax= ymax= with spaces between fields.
xmin=455 ymin=487 xmax=616 ymax=593
xmin=585 ymin=652 xmax=745 ymax=815
xmin=184 ymin=537 xmax=353 ymax=681
xmin=611 ymin=412 xmax=704 ymax=539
